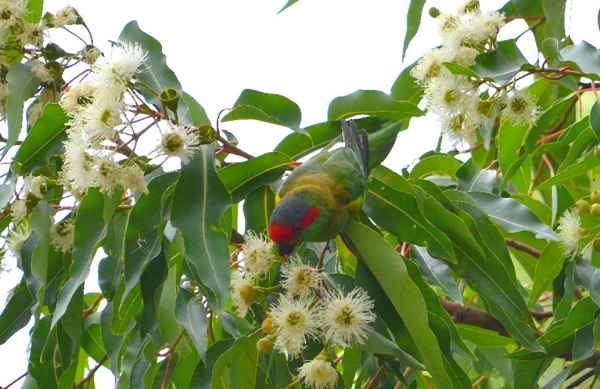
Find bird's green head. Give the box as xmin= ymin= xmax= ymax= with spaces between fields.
xmin=268 ymin=194 xmax=321 ymax=256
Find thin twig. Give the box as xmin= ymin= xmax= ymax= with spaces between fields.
xmin=76 ymin=355 xmax=108 ymax=387
xmin=505 ymin=238 xmax=542 ymax=258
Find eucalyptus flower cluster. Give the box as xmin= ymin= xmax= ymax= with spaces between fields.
xmin=411 ymin=0 xmax=538 ymax=147
xmin=229 ymin=232 xmax=376 ymax=389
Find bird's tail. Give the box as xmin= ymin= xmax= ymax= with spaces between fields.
xmin=342 ymin=120 xmax=369 ymax=178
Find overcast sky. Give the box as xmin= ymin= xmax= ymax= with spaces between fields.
xmin=1 ymin=0 xmax=600 ymax=386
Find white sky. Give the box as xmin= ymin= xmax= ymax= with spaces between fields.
xmin=1 ymin=0 xmax=599 ymax=387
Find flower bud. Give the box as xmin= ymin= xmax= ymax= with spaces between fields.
xmin=590 ymin=203 xmax=600 ymax=217
xmin=592 ymin=190 xmax=600 ymax=204
xmin=595 ymin=145 xmax=600 ymax=159
xmin=594 ymin=239 xmax=600 ymax=252
xmin=428 ymin=7 xmax=440 ymax=18
xmin=575 ymin=199 xmax=590 ymax=214
xmin=239 ymin=284 xmax=257 ymax=304
xmin=261 ymin=317 xmax=276 ymax=334
xmin=256 ymin=337 xmax=274 ymax=354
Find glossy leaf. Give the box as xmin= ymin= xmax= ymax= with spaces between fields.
xmin=528 ymin=242 xmax=563 ymax=308
xmin=222 ymin=89 xmax=303 ymax=133
xmin=559 ymin=40 xmax=600 ymax=79
xmin=171 ymin=145 xmax=232 ymax=310
xmin=536 ymin=150 xmax=600 ymax=191
xmin=119 ymin=21 xmax=190 ymax=121
xmin=468 ymin=192 xmax=558 ymax=241
xmin=219 ymin=151 xmax=292 ymax=203
xmin=574 ymin=259 xmax=600 ymax=307
xmin=243 ymin=185 xmax=275 ymax=234
xmin=0 ymin=278 xmax=35 ymax=345
xmin=345 ymin=221 xmax=461 ymax=388
xmin=274 ymin=121 xmax=340 ymax=160
xmin=402 ymin=0 xmax=426 ymax=60
xmin=123 ymin=172 xmax=178 ymax=299
xmin=182 ymin=91 xmax=211 ymax=126
xmin=328 ymin=89 xmax=424 ymax=121
xmin=412 ymin=246 xmax=462 ymax=303
xmin=364 ymin=176 xmax=456 ymax=263
xmin=12 ymin=103 xmax=68 ymax=175
xmin=211 ymin=335 xmax=260 ymax=389
xmin=472 ymin=40 xmax=531 ymax=85
xmin=509 ymin=297 xmax=598 ymax=359
xmin=176 ymin=288 xmax=208 ymax=361
xmin=390 ymin=59 xmax=423 ymax=103
xmin=6 ymin=62 xmax=40 ymax=154
xmin=409 ymin=154 xmax=462 ymax=180
xmin=53 ymin=189 xmax=116 ymax=326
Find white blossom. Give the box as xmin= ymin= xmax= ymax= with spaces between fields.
xmin=231 ymin=271 xmax=256 ymax=317
xmin=298 ymin=355 xmax=338 ymax=389
xmin=156 ymin=122 xmax=199 ymax=164
xmin=240 ymin=230 xmax=275 ymax=278
xmin=557 ymin=208 xmax=583 ymax=257
xmin=319 ymin=287 xmax=376 ymax=347
xmin=501 ymin=89 xmax=538 ymax=125
xmin=269 ymin=295 xmax=319 ymax=358
xmin=281 ymin=256 xmax=322 ymax=297
xmin=49 ymin=219 xmax=75 ymax=253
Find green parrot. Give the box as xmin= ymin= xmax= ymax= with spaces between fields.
xmin=269 ymin=120 xmax=369 ymax=256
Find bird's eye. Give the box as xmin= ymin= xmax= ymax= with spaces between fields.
xmin=295 ymin=224 xmax=302 ymax=232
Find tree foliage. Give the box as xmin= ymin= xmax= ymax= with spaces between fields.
xmin=1 ymin=0 xmax=600 ymax=388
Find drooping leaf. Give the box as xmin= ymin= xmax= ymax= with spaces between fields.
xmin=12 ymin=103 xmax=68 ymax=175
xmin=171 ymin=145 xmax=232 ymax=310
xmin=468 ymin=192 xmax=559 ymax=241
xmin=243 ymin=185 xmax=276 ymax=234
xmin=390 ymin=59 xmax=423 ymax=103
xmin=328 ymin=90 xmax=424 ymax=121
xmin=53 ymin=189 xmax=117 ymax=326
xmin=6 ymin=62 xmax=41 ymax=154
xmin=559 ymin=40 xmax=600 ymax=80
xmin=402 ymin=0 xmax=426 ymax=60
xmin=472 ymin=40 xmax=531 ymax=85
xmin=409 ymin=154 xmax=462 ymax=180
xmin=176 ymin=288 xmax=208 ymax=361
xmin=412 ymin=246 xmax=462 ymax=303
xmin=278 ymin=0 xmax=299 ymax=13
xmin=345 ymin=221 xmax=464 ymax=388
xmin=0 ymin=278 xmax=35 ymax=345
xmin=211 ymin=335 xmax=260 ymax=389
xmin=222 ymin=89 xmax=303 ymax=133
xmin=119 ymin=21 xmax=191 ymax=122
xmin=528 ymin=241 xmax=563 ymax=309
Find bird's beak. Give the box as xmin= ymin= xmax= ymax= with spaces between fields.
xmin=277 ymin=242 xmax=295 ymax=257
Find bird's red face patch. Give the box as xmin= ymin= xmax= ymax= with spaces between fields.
xmin=300 ymin=206 xmax=320 ymax=230
xmin=269 ymin=206 xmax=320 ymax=243
xmin=269 ymin=223 xmax=295 ymax=243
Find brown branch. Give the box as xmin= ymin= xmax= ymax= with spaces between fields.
xmin=439 ymin=297 xmax=509 ymax=337
xmin=82 ymin=293 xmax=104 ymax=320
xmin=76 ymin=355 xmax=108 ymax=387
xmin=217 ymin=134 xmax=254 ymax=159
xmin=365 ymin=365 xmax=387 ymax=389
xmin=505 ymin=238 xmax=542 ymax=258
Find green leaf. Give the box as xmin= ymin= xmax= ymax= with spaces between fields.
xmin=12 ymin=104 xmax=68 ymax=175
xmin=28 ymin=317 xmax=58 ymax=389
xmin=574 ymin=259 xmax=600 ymax=307
xmin=0 ymin=278 xmax=34 ymax=345
xmin=181 ymin=91 xmax=211 ymax=126
xmin=139 ymin=251 xmax=168 ymax=336
xmin=559 ymin=40 xmax=600 ymax=80
xmin=274 ymin=121 xmax=340 ymax=160
xmin=468 ymin=192 xmax=559 ymax=241
xmin=119 ymin=21 xmax=190 ymax=122
xmin=390 ymin=59 xmax=423 ymax=103
xmin=222 ymin=89 xmax=303 ymax=133
xmin=243 ymin=185 xmax=275 ymax=234
xmin=509 ymin=297 xmax=598 ymax=359
xmin=219 ymin=151 xmax=292 ymax=203
xmin=211 ymin=335 xmax=260 ymax=389
xmin=444 ymin=62 xmax=480 ymax=78
xmin=543 ymin=0 xmax=566 ymax=43
xmin=536 ymin=150 xmax=600 ymax=191
xmin=366 ymin=121 xmax=403 ymax=170
xmin=402 ymin=0 xmax=426 ymax=60
xmin=416 ymin=185 xmax=542 ymax=351
xmin=53 ymin=189 xmax=116 ymax=326
xmin=124 ymin=172 xmax=178 ymax=299
xmin=176 ymin=288 xmax=208 ymax=361
xmin=278 ymin=0 xmax=299 ymax=13
xmin=364 ymin=176 xmax=456 ymax=263
xmin=528 ymin=241 xmax=563 ymax=308
xmin=171 ymin=145 xmax=232 ymax=310
xmin=497 ymin=120 xmax=529 ymax=192
xmin=456 ymin=324 xmax=516 ymax=348
xmin=472 ymin=40 xmax=531 ymax=85
xmin=364 ymin=331 xmax=424 ymax=370
xmin=456 ymin=159 xmax=500 ymax=193
xmin=409 ymin=154 xmax=462 ymax=180
xmin=328 ymin=90 xmax=424 ymax=121
xmin=412 ymin=246 xmax=462 ymax=303
xmin=345 ymin=221 xmax=461 ymax=388
xmin=6 ymin=62 xmax=41 ymax=154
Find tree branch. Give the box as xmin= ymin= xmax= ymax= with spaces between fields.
xmin=505 ymin=238 xmax=542 ymax=258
